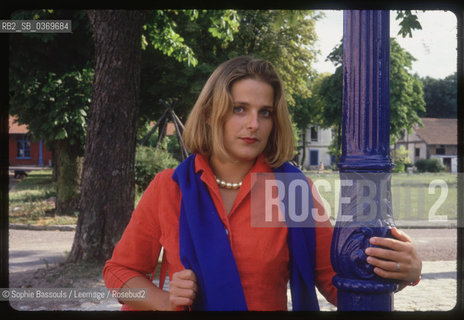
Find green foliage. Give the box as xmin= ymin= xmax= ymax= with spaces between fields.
xmin=9 ymin=10 xmax=93 ymax=76
xmin=293 ymin=73 xmax=331 ymax=130
xmin=9 ymin=10 xmax=93 ymax=151
xmin=326 ymin=38 xmax=343 ymax=67
xmin=138 ymin=10 xmax=242 ymax=124
xmin=207 ymin=10 xmax=240 ymax=42
xmin=135 ymin=145 xmax=179 ymax=192
xmin=393 ymin=146 xmax=412 ymax=173
xmin=138 ymin=10 xmax=321 ymax=134
xmin=420 ymin=73 xmax=457 ymax=118
xmin=415 ymin=158 xmax=445 ymax=173
xmin=317 ymin=69 xmax=343 ymax=130
xmin=143 ymin=10 xmax=199 ymax=67
xmin=164 ymin=135 xmax=183 ymax=162
xmin=389 ymin=40 xmax=426 ymax=143
xmin=233 ymin=10 xmax=321 ymax=106
xmin=289 ymin=115 xmax=301 ymax=156
xmin=142 ymin=10 xmax=239 ymax=68
xmin=316 ymin=38 xmax=426 ymax=150
xmin=137 ymin=122 xmax=184 ymax=162
xmin=10 ymin=68 xmax=93 ymax=151
xmin=312 ymin=70 xmax=342 ymax=163
xmin=395 ymin=10 xmax=423 ymax=38
xmin=290 ymin=74 xmax=330 ymax=164
xmin=327 ymin=130 xmax=341 ymax=163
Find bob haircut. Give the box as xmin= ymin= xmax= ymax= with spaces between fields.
xmin=183 ymin=56 xmax=295 ymax=168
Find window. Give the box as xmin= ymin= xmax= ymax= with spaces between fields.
xmin=415 ymin=148 xmax=420 ymax=157
xmin=310 ymin=150 xmax=319 ymax=166
xmin=17 ymin=136 xmax=31 ymax=159
xmin=310 ymin=126 xmax=318 ymax=142
xmin=436 ymin=145 xmax=445 ymax=155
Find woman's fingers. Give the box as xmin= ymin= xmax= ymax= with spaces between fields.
xmin=169 ymin=269 xmax=198 ymax=310
xmin=391 ymin=226 xmax=412 ymax=242
xmin=175 ymin=269 xmax=198 ymax=281
xmin=366 ymin=256 xmax=400 ymax=272
xmin=369 ymin=234 xmax=412 ymax=253
xmin=171 ymin=270 xmax=198 ymax=291
xmin=365 ymin=228 xmax=422 ymax=284
xmin=169 ymin=287 xmax=196 ymax=306
xmin=366 ymin=256 xmax=410 ymax=280
xmin=365 ymin=246 xmax=403 ymax=262
xmin=169 ymin=295 xmax=195 ymax=308
xmin=170 ymin=278 xmax=198 ymax=293
xmin=371 ymin=266 xmax=403 ymax=280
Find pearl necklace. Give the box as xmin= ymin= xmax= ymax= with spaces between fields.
xmin=215 ymin=176 xmax=242 ymax=190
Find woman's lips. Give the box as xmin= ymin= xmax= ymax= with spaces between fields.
xmin=241 ymin=137 xmax=259 ymax=144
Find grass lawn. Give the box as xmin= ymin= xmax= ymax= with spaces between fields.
xmin=306 ymin=171 xmax=458 ymax=221
xmin=10 ymin=169 xmax=457 ymax=226
xmin=9 ymin=170 xmax=77 ymax=226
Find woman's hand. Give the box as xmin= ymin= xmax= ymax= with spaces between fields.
xmin=168 ymin=269 xmax=198 ymax=310
xmin=365 ymin=227 xmax=422 ymax=287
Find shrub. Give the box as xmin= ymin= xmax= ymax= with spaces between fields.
xmin=414 ymin=159 xmax=427 ymax=172
xmin=135 ymin=145 xmax=179 ymax=192
xmin=393 ymin=146 xmax=411 ymax=173
xmin=393 ymin=162 xmax=405 ymax=173
xmin=415 ymin=158 xmax=445 ymax=173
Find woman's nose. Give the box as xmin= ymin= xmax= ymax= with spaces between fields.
xmin=246 ymin=112 xmax=259 ymax=131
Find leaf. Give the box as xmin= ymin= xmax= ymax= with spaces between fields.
xmin=55 ymin=127 xmax=68 ymax=140
xmin=395 ymin=10 xmax=422 ymax=38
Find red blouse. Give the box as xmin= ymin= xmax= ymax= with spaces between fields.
xmin=103 ymin=154 xmax=337 ymax=310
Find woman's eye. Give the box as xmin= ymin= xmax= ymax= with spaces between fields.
xmin=260 ymin=109 xmax=272 ymax=117
xmin=233 ymin=106 xmax=244 ymax=113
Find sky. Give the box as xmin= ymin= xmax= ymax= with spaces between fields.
xmin=313 ymin=10 xmax=457 ymax=79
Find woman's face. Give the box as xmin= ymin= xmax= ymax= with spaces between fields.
xmin=221 ymin=78 xmax=274 ymax=163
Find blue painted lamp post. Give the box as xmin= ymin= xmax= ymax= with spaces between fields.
xmin=330 ymin=10 xmax=399 ymax=311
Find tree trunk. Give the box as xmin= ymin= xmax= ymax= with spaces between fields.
xmin=54 ymin=139 xmax=82 ymax=216
xmin=51 ymin=146 xmax=58 ymax=182
xmin=300 ymin=130 xmax=306 ymax=168
xmin=68 ymin=10 xmax=145 ymax=262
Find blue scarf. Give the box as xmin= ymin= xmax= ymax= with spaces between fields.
xmin=171 ymin=154 xmax=319 ymax=311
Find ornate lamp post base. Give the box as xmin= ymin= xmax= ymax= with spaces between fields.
xmin=334 ymin=276 xmax=398 ymax=311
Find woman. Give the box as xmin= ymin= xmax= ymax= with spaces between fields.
xmin=103 ymin=56 xmax=422 ymax=311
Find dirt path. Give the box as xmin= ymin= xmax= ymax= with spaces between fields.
xmin=8 ymin=229 xmax=120 ymax=311
xmin=8 ymin=227 xmax=458 ymax=311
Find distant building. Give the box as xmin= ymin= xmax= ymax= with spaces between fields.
xmin=8 ymin=116 xmax=52 ymax=167
xmin=395 ymin=118 xmax=457 ymax=173
xmin=149 ymin=121 xmax=175 ymax=136
xmin=298 ymin=124 xmax=334 ymax=170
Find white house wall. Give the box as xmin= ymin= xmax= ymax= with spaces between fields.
xmin=301 ymin=125 xmax=333 ymax=169
xmin=395 ymin=141 xmax=427 ymax=164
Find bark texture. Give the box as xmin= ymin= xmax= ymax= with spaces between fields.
xmin=69 ymin=10 xmax=145 ymax=262
xmin=54 ymin=139 xmax=82 ymax=216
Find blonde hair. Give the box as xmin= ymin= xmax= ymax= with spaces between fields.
xmin=183 ymin=56 xmax=295 ymax=168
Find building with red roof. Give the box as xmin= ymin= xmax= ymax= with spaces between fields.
xmin=395 ymin=118 xmax=457 ymax=172
xmin=9 ymin=115 xmax=52 ymax=167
